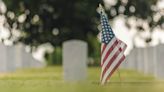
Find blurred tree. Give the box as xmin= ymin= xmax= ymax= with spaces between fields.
xmin=3 ymin=0 xmax=103 ymax=47
xmin=3 ymin=0 xmax=104 ymax=65
xmin=105 ymin=0 xmax=163 ymax=46
xmin=3 ymin=0 xmax=163 ymax=46
xmin=2 ymin=0 xmax=163 ymax=65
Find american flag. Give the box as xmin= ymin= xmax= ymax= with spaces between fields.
xmin=99 ymin=5 xmax=127 ymax=85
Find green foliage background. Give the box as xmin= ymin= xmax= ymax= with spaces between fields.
xmin=2 ymin=0 xmax=163 ymax=65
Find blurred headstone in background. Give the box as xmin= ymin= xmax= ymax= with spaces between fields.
xmin=15 ymin=44 xmax=31 ymax=68
xmin=6 ymin=46 xmax=16 ymax=72
xmin=121 ymin=44 xmax=164 ymax=79
xmin=156 ymin=44 xmax=164 ymax=78
xmin=120 ymin=58 xmax=127 ymax=69
xmin=146 ymin=46 xmax=157 ymax=75
xmin=137 ymin=48 xmax=145 ymax=72
xmin=0 ymin=44 xmax=16 ymax=72
xmin=0 ymin=44 xmax=9 ymax=72
xmin=126 ymin=48 xmax=138 ymax=70
xmin=143 ymin=48 xmax=148 ymax=74
xmin=29 ymin=54 xmax=46 ymax=68
xmin=63 ymin=40 xmax=87 ymax=81
xmin=15 ymin=44 xmax=45 ymax=69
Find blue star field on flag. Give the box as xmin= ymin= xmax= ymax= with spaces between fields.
xmin=100 ymin=11 xmax=115 ymax=44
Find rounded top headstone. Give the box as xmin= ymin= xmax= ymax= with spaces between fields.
xmin=63 ymin=40 xmax=87 ymax=46
xmin=62 ymin=39 xmax=88 ymax=81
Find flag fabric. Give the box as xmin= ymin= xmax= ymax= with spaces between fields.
xmin=99 ymin=5 xmax=127 ymax=85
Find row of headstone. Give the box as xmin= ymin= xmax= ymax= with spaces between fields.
xmin=0 ymin=43 xmax=45 ymax=73
xmin=15 ymin=44 xmax=45 ymax=68
xmin=121 ymin=44 xmax=164 ymax=79
xmin=0 ymin=40 xmax=88 ymax=82
xmin=2 ymin=39 xmax=163 ymax=81
xmin=62 ymin=40 xmax=164 ymax=81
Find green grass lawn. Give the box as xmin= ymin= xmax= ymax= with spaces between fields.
xmin=0 ymin=66 xmax=163 ymax=92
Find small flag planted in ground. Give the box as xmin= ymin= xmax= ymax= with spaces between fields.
xmin=98 ymin=4 xmax=127 ymax=85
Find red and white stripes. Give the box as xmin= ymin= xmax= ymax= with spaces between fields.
xmin=100 ymin=37 xmax=127 ymax=85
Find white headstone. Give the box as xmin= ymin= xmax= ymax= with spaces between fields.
xmin=22 ymin=52 xmax=34 ymax=68
xmin=120 ymin=58 xmax=127 ymax=69
xmin=0 ymin=44 xmax=7 ymax=72
xmin=15 ymin=44 xmax=30 ymax=68
xmin=29 ymin=55 xmax=46 ymax=68
xmin=126 ymin=48 xmax=138 ymax=70
xmin=137 ymin=48 xmax=145 ymax=72
xmin=6 ymin=46 xmax=16 ymax=72
xmin=63 ymin=40 xmax=87 ymax=81
xmin=156 ymin=44 xmax=164 ymax=78
xmin=0 ymin=44 xmax=16 ymax=72
xmin=15 ymin=44 xmax=45 ymax=69
xmin=143 ymin=48 xmax=149 ymax=73
xmin=146 ymin=46 xmax=157 ymax=75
